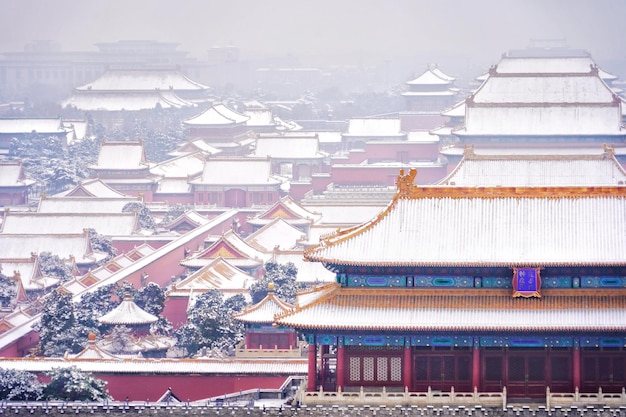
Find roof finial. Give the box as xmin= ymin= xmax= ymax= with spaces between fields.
xmin=268 ymin=282 xmax=275 ymax=292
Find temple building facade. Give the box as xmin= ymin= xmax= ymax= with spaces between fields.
xmin=276 ymin=167 xmax=626 ymax=400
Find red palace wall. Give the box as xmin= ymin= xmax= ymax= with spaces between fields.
xmin=162 ymin=297 xmax=190 ymax=328
xmin=0 ymin=330 xmax=39 ymax=357
xmin=96 ymin=373 xmax=291 ymax=401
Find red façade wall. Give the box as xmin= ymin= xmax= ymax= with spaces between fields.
xmin=98 ymin=373 xmax=292 ymax=401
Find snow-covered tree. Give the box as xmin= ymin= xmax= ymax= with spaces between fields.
xmin=43 ymin=366 xmax=110 ymax=401
xmin=87 ymin=228 xmax=117 ymax=265
xmin=74 ymin=284 xmax=118 ymax=334
xmin=0 ymin=368 xmax=43 ymax=400
xmin=161 ymin=203 xmax=192 ymax=225
xmin=36 ymin=289 xmax=86 ymax=356
xmin=0 ymin=272 xmax=17 ymax=307
xmin=122 ymin=202 xmax=157 ymax=230
xmin=174 ymin=290 xmax=246 ymax=356
xmin=249 ymin=262 xmax=302 ymax=304
xmin=134 ymin=282 xmax=172 ymax=335
xmin=38 ymin=251 xmax=73 ymax=283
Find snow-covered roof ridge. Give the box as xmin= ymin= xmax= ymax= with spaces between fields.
xmin=438 ymin=145 xmax=626 ymax=186
xmin=183 ymin=103 xmax=249 ymax=126
xmin=75 ymin=67 xmax=210 ymax=91
xmin=304 ymin=168 xmax=626 ymax=267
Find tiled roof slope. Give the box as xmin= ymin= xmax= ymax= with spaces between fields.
xmin=305 ymin=169 xmax=626 ymax=267
xmin=439 ymin=146 xmax=626 ymax=186
xmin=276 ymin=284 xmax=626 ymax=332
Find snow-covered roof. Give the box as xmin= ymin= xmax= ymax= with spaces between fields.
xmin=55 ymin=178 xmax=129 ymax=198
xmin=315 ymin=131 xmax=342 ymax=144
xmin=0 ymin=161 xmax=35 ymax=187
xmin=191 ymin=157 xmax=283 ymax=186
xmin=183 ymin=104 xmax=249 ymax=126
xmin=245 ymin=108 xmax=274 ymax=127
xmin=0 ymin=118 xmax=66 ymax=135
xmin=301 ymin=203 xmax=387 ymax=226
xmin=441 ymin=100 xmax=465 ymax=118
xmin=169 ymin=139 xmax=222 ymax=157
xmin=455 ymin=105 xmax=624 ymax=136
xmin=92 ymin=142 xmax=150 ymax=170
xmin=98 ymin=294 xmax=158 ymax=325
xmin=70 ymin=334 xmax=120 ymax=360
xmin=472 ymin=74 xmax=616 ymax=104
xmin=495 ymin=56 xmax=614 ymax=76
xmin=181 ymin=230 xmax=271 ymax=269
xmin=151 ymin=153 xmax=206 ymax=178
xmin=168 ymin=257 xmax=253 ymax=297
xmin=233 ymin=289 xmax=293 ymax=324
xmin=155 ymin=178 xmax=192 ymax=194
xmin=276 ymin=283 xmax=626 ymax=332
xmin=0 ymin=212 xmax=139 ymax=236
xmin=457 ymin=57 xmax=625 ymax=138
xmin=37 ymin=196 xmax=139 ymax=213
xmin=305 ymin=170 xmax=626 ymax=267
xmin=406 ymin=68 xmax=455 ymax=86
xmin=344 ymin=118 xmax=404 ymax=137
xmin=61 ymin=90 xmax=195 ymax=111
xmin=0 ymin=356 xmax=307 ymax=375
xmin=75 ymin=68 xmax=210 ymax=91
xmin=247 ymin=195 xmax=321 ymax=227
xmin=0 ymin=260 xmax=60 ymax=292
xmin=245 ymin=218 xmax=305 ymax=252
xmin=251 ymin=135 xmax=325 ymax=159
xmin=439 ymin=146 xmax=626 ymax=186
xmin=0 ymin=233 xmax=106 ymax=265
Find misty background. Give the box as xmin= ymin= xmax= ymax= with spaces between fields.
xmin=1 ymin=0 xmax=626 ymax=83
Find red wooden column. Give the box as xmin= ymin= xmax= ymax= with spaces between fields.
xmin=472 ymin=343 xmax=481 ymax=391
xmin=336 ymin=343 xmax=345 ymax=391
xmin=320 ymin=345 xmax=329 ymax=387
xmin=307 ymin=343 xmax=317 ymax=392
xmin=403 ymin=344 xmax=412 ymax=391
xmin=573 ymin=344 xmax=581 ymax=392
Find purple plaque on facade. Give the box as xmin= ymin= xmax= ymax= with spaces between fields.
xmin=512 ymin=267 xmax=542 ymax=298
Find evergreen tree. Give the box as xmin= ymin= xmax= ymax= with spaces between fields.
xmin=122 ymin=202 xmax=157 ymax=230
xmin=135 ymin=283 xmax=172 ymax=336
xmin=43 ymin=366 xmax=110 ymax=401
xmin=0 ymin=368 xmax=43 ymax=400
xmin=38 ymin=252 xmax=73 ymax=283
xmin=249 ymin=262 xmax=301 ymax=304
xmin=36 ymin=289 xmax=77 ymax=356
xmin=0 ymin=272 xmax=17 ymax=307
xmin=174 ymin=290 xmax=247 ymax=356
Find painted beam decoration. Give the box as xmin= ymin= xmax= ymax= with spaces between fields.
xmin=512 ymin=267 xmax=541 ymax=298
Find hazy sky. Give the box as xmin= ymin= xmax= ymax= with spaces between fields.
xmin=1 ymin=0 xmax=625 ymax=70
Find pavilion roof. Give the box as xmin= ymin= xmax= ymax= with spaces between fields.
xmin=98 ymin=294 xmax=158 ymax=325
xmin=0 ymin=117 xmax=66 ymax=135
xmin=304 ymin=169 xmax=626 ymax=267
xmin=276 ymin=284 xmax=626 ymax=332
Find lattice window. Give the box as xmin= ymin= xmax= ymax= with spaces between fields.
xmin=363 ymin=357 xmax=374 ymax=381
xmin=349 ymin=357 xmax=361 ymax=382
xmin=391 ymin=356 xmax=402 ymax=381
xmin=377 ymin=357 xmax=388 ymax=381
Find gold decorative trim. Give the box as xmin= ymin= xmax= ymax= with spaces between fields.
xmin=397 ymin=168 xmax=626 ymax=199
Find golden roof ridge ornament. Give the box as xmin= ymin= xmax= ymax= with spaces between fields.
xmin=396 ymin=168 xmax=417 ymax=198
